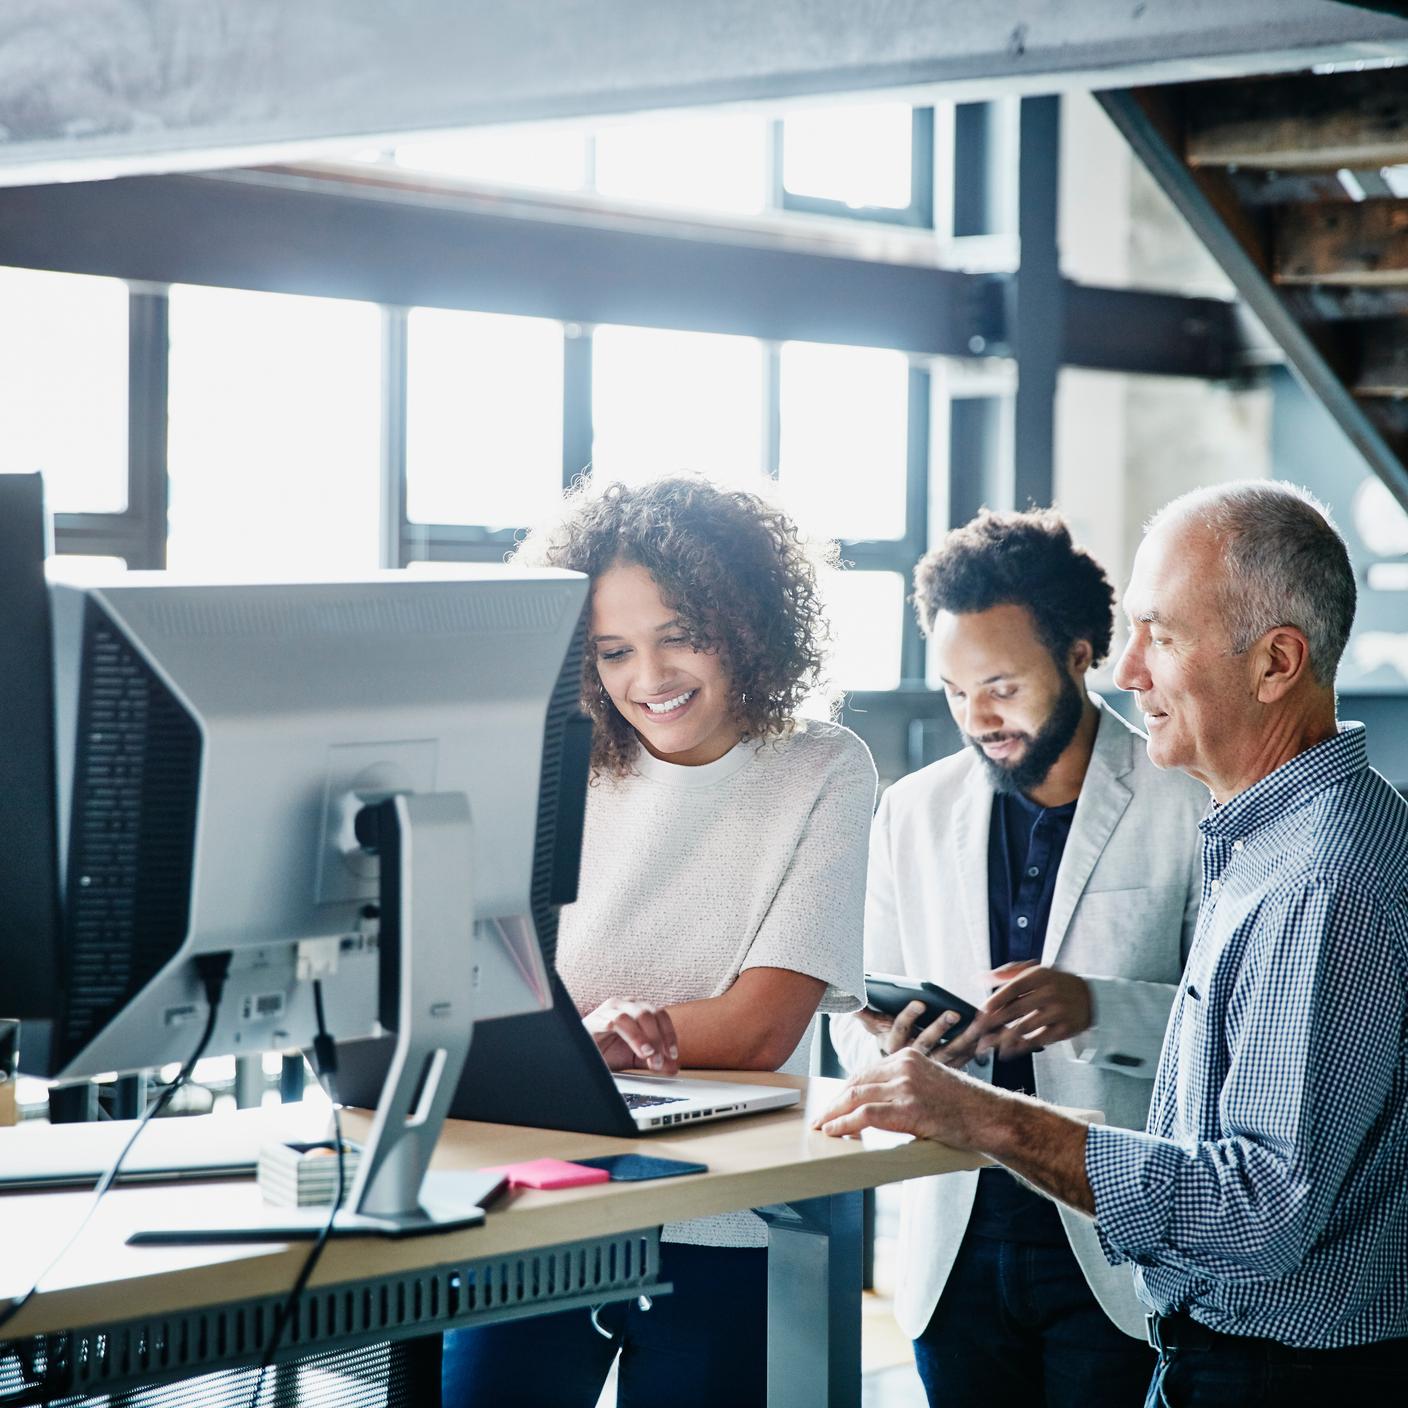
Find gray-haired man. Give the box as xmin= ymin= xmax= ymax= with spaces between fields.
xmin=820 ymin=482 xmax=1408 ymax=1406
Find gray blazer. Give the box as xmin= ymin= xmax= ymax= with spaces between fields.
xmin=832 ymin=696 xmax=1207 ymax=1339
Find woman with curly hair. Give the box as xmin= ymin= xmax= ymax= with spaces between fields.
xmin=441 ymin=475 xmax=876 ymax=1408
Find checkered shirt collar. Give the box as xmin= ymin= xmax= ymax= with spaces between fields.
xmin=1198 ymin=722 xmax=1368 ymax=843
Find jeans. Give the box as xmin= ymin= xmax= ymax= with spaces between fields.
xmin=1146 ymin=1315 xmax=1406 ymax=1408
xmin=441 ymin=1241 xmax=768 ymax=1408
xmin=914 ymin=1229 xmax=1155 ymax=1408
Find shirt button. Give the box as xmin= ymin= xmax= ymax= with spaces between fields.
xmin=1210 ymin=879 xmax=1222 ymax=894
xmin=1016 ymin=916 xmax=1029 ymax=929
xmin=1027 ymin=866 xmax=1040 ymax=878
xmin=1232 ymin=840 xmax=1244 ymax=853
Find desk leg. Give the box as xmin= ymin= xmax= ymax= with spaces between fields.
xmin=758 ymin=1192 xmax=861 ymax=1408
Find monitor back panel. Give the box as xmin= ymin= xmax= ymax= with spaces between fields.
xmin=0 ymin=475 xmax=60 ymax=1068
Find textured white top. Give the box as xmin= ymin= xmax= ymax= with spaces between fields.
xmin=556 ymin=719 xmax=876 ymax=1246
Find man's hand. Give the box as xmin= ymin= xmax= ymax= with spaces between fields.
xmin=940 ymin=962 xmax=1092 ymax=1065
xmin=853 ymin=1002 xmax=966 ymax=1059
xmin=813 ymin=1046 xmax=1099 ymax=1215
xmin=583 ymin=999 xmax=680 ymax=1074
xmin=811 ymin=1047 xmax=992 ymax=1148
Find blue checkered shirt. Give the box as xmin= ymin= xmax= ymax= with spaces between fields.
xmin=1085 ymin=724 xmax=1408 ymax=1348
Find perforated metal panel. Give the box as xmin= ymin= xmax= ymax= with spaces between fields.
xmin=61 ymin=605 xmax=202 ymax=1063
xmin=0 ymin=1231 xmax=665 ymax=1406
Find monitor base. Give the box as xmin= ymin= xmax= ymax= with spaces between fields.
xmin=126 ymin=1168 xmax=506 ymax=1245
xmin=127 ymin=1202 xmax=485 ymax=1246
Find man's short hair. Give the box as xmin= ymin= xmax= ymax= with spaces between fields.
xmin=913 ymin=508 xmax=1115 ymax=668
xmin=1151 ymin=481 xmax=1356 ymax=686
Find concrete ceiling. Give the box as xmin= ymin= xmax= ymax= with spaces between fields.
xmin=3 ymin=1 xmax=1408 ymax=185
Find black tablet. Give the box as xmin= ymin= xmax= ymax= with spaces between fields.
xmin=863 ymin=973 xmax=979 ymax=1046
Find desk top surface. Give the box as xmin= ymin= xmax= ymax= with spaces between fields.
xmin=0 ymin=1072 xmax=986 ymax=1337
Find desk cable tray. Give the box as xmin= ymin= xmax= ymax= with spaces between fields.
xmin=0 ymin=1228 xmax=666 ymax=1407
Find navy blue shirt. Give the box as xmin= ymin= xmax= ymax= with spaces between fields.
xmin=969 ymin=789 xmax=1076 ymax=1244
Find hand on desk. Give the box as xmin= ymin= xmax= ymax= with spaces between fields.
xmin=584 ymin=999 xmax=680 ymax=1075
xmin=811 ymin=1047 xmax=985 ymax=1146
xmin=813 ymin=1046 xmax=1098 ymax=1215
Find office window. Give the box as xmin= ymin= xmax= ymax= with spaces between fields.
xmin=592 ymin=325 xmax=767 ymax=488
xmin=45 ymin=555 xmax=126 ymax=582
xmin=822 ymin=569 xmax=906 ymax=690
xmin=406 ymin=308 xmax=564 ymax=530
xmin=594 ymin=112 xmax=770 ymax=216
xmin=166 ymin=286 xmax=381 ymax=578
xmin=782 ymin=102 xmax=914 ymax=210
xmin=778 ymin=342 xmax=909 ymax=542
xmin=392 ymin=126 xmax=589 ymax=192
xmin=0 ymin=266 xmax=128 ymax=514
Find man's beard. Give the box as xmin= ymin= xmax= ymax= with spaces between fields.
xmin=965 ymin=672 xmax=1086 ymax=796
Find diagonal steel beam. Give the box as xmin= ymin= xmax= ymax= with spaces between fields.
xmin=1098 ymin=87 xmax=1408 ymax=514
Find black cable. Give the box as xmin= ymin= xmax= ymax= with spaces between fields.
xmin=247 ymin=979 xmax=347 ymax=1408
xmin=0 ymin=952 xmax=232 ymax=1341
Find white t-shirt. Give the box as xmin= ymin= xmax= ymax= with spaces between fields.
xmin=555 ymin=719 xmax=876 ymax=1246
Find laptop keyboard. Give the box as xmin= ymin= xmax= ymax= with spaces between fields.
xmin=622 ymin=1092 xmax=688 ymax=1110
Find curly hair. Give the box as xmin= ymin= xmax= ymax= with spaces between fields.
xmin=913 ymin=508 xmax=1115 ymax=668
xmin=512 ymin=476 xmax=836 ymax=776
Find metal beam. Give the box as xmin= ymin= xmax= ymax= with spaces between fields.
xmin=0 ymin=169 xmax=1246 ymax=384
xmin=900 ymin=367 xmax=932 ymax=683
xmin=0 ymin=168 xmax=1246 ymax=384
xmin=1012 ymin=95 xmax=1061 ymax=511
xmin=3 ymin=3 xmax=1408 ymax=186
xmin=948 ymin=397 xmax=1010 ymax=526
xmin=1062 ymin=285 xmax=1242 ymax=380
xmin=0 ymin=172 xmax=992 ymax=358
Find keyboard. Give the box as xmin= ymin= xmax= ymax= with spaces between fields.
xmin=621 ymin=1092 xmax=688 ymax=1110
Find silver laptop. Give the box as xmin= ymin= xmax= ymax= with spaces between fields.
xmin=613 ymin=1072 xmax=799 ymax=1131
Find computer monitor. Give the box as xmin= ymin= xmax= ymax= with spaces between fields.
xmin=0 ymin=474 xmax=61 ymax=1039
xmin=13 ymin=562 xmax=591 ymax=1237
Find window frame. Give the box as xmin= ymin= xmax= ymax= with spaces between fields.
xmin=775 ymin=108 xmax=936 ymax=230
xmin=47 ymin=286 xmax=168 ymax=569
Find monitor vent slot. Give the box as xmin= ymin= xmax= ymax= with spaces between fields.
xmin=61 ymin=606 xmax=202 ymax=1060
xmin=529 ymin=606 xmax=589 ymax=972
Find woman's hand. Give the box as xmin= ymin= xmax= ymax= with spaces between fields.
xmin=583 ymin=999 xmax=681 ymax=1074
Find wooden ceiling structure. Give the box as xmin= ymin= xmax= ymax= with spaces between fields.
xmin=1103 ymin=65 xmax=1408 ymax=511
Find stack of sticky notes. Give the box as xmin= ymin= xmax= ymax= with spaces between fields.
xmin=257 ymin=1139 xmax=361 ymax=1207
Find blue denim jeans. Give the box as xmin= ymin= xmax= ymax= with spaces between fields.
xmin=914 ymin=1229 xmax=1155 ymax=1408
xmin=441 ymin=1241 xmax=768 ymax=1408
xmin=1146 ymin=1316 xmax=1405 ymax=1408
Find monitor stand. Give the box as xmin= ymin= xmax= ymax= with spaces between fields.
xmin=128 ymin=792 xmax=489 ymax=1245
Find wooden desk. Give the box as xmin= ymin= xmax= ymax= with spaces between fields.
xmin=0 ymin=1074 xmax=985 ymax=1407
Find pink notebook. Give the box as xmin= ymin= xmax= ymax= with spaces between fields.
xmin=481 ymin=1157 xmax=611 ymax=1190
